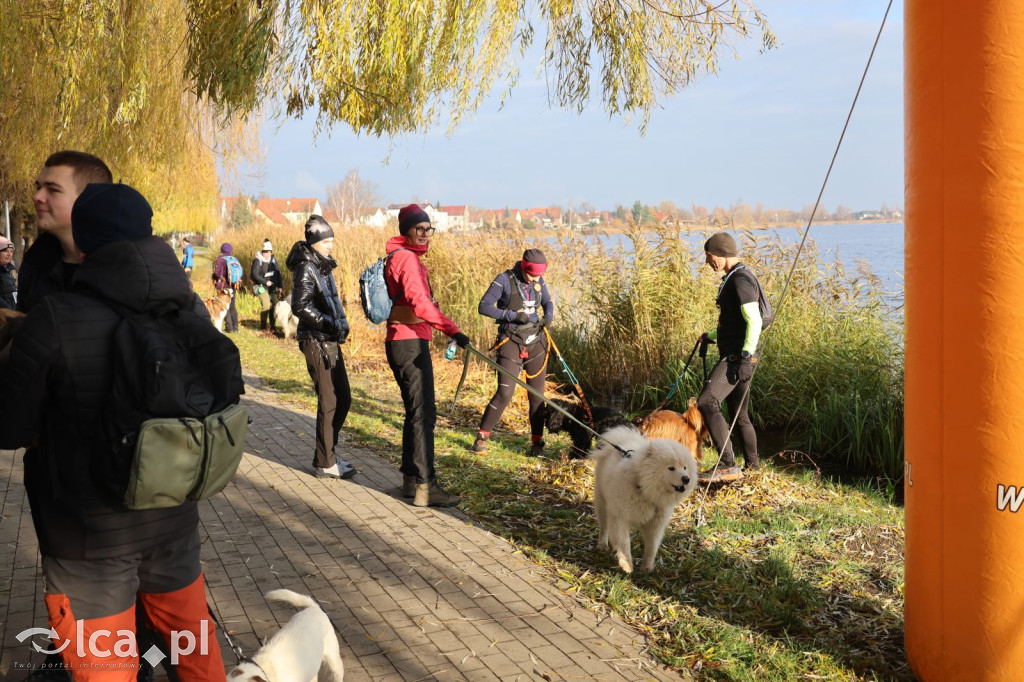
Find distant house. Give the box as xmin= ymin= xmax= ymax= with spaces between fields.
xmin=359 ymin=207 xmax=388 ymax=228
xmin=255 ymin=198 xmax=323 ymax=226
xmin=439 ymin=205 xmax=469 ymax=230
xmin=219 ymin=196 xmax=254 ymax=224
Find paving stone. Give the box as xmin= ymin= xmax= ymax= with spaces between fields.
xmin=0 ymin=382 xmax=683 ymax=681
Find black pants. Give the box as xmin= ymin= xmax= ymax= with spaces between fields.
xmin=225 ymin=291 xmax=238 ymax=332
xmin=478 ymin=337 xmax=547 ymax=436
xmin=696 ymin=357 xmax=759 ymax=468
xmin=300 ymin=339 xmax=352 ymax=469
xmin=386 ymin=339 xmax=436 ymax=483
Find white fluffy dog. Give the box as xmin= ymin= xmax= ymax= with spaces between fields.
xmin=274 ymin=299 xmax=300 ymax=339
xmin=590 ymin=426 xmax=699 ymax=573
xmin=228 ymin=589 xmax=344 ymax=682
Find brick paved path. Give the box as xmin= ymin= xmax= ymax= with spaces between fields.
xmin=0 ymin=378 xmax=685 ymax=681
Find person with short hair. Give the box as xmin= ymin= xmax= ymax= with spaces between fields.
xmin=384 ymin=204 xmax=469 ymax=507
xmin=0 ymin=183 xmax=225 ymax=679
xmin=696 ymin=232 xmax=762 ymax=483
xmin=19 ymin=150 xmax=113 ymax=313
xmin=181 ymin=235 xmax=194 ymax=278
xmin=286 ymin=216 xmax=356 ymax=479
xmin=251 ymin=238 xmax=283 ymax=332
xmin=0 ymin=236 xmax=17 ymax=309
xmin=212 ymin=242 xmax=240 ymax=333
xmin=471 ymin=248 xmax=555 ymax=456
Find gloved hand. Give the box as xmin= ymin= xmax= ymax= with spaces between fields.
xmin=541 ymin=316 xmax=553 ymax=328
xmin=453 ymin=332 xmax=471 ymax=348
xmin=338 ymin=320 xmax=350 ymax=344
xmin=727 ymin=356 xmax=754 ymax=383
xmin=514 ymin=311 xmax=529 ymax=324
xmin=322 ymin=317 xmax=340 ymax=336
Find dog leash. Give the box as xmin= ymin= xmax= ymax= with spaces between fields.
xmin=455 ymin=343 xmax=635 ymax=459
xmin=544 ymin=328 xmax=596 ymax=428
xmin=207 ymin=601 xmax=247 ymax=665
xmin=651 ymin=335 xmax=704 ymax=414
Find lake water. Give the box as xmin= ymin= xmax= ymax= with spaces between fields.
xmin=589 ymin=222 xmax=905 ymax=309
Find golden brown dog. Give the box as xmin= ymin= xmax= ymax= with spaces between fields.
xmin=204 ymin=289 xmax=232 ymax=332
xmin=634 ymin=397 xmax=710 ymax=463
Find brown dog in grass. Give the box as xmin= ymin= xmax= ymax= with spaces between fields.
xmin=204 ymin=289 xmax=233 ymax=332
xmin=634 ymin=397 xmax=710 ymax=463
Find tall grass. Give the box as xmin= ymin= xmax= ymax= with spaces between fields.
xmin=214 ymin=221 xmax=905 ymax=480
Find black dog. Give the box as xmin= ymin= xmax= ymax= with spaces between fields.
xmin=544 ymin=398 xmax=630 ymax=458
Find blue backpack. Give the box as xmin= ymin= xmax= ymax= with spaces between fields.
xmin=359 ymin=250 xmax=406 ymax=325
xmin=224 ymin=256 xmax=244 ymax=287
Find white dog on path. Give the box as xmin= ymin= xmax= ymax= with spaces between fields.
xmin=228 ymin=589 xmax=344 ymax=682
xmin=590 ymin=426 xmax=699 ymax=573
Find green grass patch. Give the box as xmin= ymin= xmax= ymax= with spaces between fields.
xmin=229 ymin=315 xmax=908 ymax=682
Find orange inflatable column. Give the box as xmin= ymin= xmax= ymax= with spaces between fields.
xmin=905 ymin=1 xmax=1024 ymax=679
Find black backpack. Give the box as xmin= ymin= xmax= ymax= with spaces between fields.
xmin=97 ymin=299 xmax=248 ymax=509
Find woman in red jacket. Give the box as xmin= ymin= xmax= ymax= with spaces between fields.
xmin=384 ymin=204 xmax=469 ymax=507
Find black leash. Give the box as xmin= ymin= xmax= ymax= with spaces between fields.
xmin=652 ymin=336 xmax=704 ymax=413
xmin=207 ymin=602 xmax=246 ymax=665
xmin=453 ymin=343 xmax=635 ymax=458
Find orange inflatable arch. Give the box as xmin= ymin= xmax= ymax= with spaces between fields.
xmin=905 ymin=0 xmax=1024 ymax=678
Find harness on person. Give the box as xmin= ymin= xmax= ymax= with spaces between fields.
xmin=97 ymin=299 xmax=248 ymax=510
xmin=718 ymin=265 xmax=774 ymax=328
xmin=224 ymin=255 xmax=244 ymax=287
xmin=359 ymin=249 xmax=407 ymax=324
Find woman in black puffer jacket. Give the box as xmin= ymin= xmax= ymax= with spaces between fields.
xmin=286 ymin=215 xmax=355 ymax=480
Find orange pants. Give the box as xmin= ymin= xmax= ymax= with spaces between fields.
xmin=44 ymin=573 xmax=225 ymax=681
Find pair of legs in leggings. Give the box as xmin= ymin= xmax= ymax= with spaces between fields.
xmin=696 ymin=357 xmax=760 ymax=470
xmin=477 ymin=338 xmax=547 ymax=438
xmin=42 ymin=529 xmax=223 ymax=681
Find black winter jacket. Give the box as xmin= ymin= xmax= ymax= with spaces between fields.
xmin=285 ymin=241 xmax=349 ymax=343
xmin=16 ymin=232 xmax=72 ymax=313
xmin=0 ymin=237 xmax=203 ymax=560
xmin=0 ymin=261 xmax=16 ymax=309
xmin=250 ymin=253 xmax=283 ymax=291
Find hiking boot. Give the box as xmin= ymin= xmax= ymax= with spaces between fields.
xmin=413 ymin=481 xmax=460 ymax=507
xmin=527 ymin=440 xmax=545 ymax=457
xmin=402 ymin=475 xmax=416 ymax=498
xmin=698 ymin=465 xmax=744 ymax=483
xmin=470 ymin=437 xmax=488 ymax=454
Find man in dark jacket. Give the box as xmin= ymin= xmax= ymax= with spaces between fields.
xmin=286 ymin=216 xmax=356 ymax=479
xmin=0 ymin=184 xmax=225 ymax=679
xmin=18 ymin=150 xmax=112 ymax=313
xmin=696 ymin=232 xmax=763 ymax=483
xmin=250 ymin=238 xmax=283 ymax=331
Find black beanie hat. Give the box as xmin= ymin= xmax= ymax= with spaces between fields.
xmin=704 ymin=232 xmax=738 ymax=258
xmin=304 ymin=214 xmax=334 ymax=245
xmin=72 ymin=183 xmax=153 ymax=255
xmin=398 ymin=204 xmax=431 ymax=235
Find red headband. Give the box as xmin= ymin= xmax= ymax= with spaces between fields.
xmin=521 ymin=259 xmax=547 ymax=276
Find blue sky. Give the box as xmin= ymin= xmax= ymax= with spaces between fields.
xmin=232 ymin=0 xmax=902 ymax=213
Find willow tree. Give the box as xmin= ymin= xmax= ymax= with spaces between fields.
xmin=188 ymin=0 xmax=774 ymax=133
xmin=0 ymin=0 xmax=771 ymax=243
xmin=0 ymin=1 xmax=254 ymax=241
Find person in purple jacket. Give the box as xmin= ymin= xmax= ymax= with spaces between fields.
xmin=212 ymin=242 xmax=240 ymax=333
xmin=471 ymin=248 xmax=555 ymax=456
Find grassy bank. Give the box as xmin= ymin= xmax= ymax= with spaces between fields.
xmin=213 ymin=221 xmax=904 ymax=480
xmin=223 ymin=317 xmax=908 ymax=681
xmin=192 ymin=243 xmax=907 ymax=680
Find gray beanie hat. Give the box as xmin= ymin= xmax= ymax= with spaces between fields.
xmin=704 ymin=232 xmax=738 ymax=258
